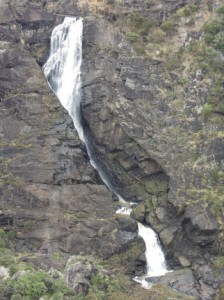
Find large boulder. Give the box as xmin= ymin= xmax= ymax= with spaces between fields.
xmin=65 ymin=260 xmax=93 ymax=294
xmin=152 ymin=269 xmax=200 ymax=299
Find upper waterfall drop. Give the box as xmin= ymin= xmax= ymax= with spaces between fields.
xmin=42 ymin=16 xmax=117 ymax=193
xmin=43 ymin=17 xmax=84 ymax=142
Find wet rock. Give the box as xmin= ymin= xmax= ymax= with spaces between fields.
xmin=156 ymin=269 xmax=200 ymax=298
xmin=131 ymin=203 xmax=145 ymax=222
xmin=97 ymin=234 xmax=146 ymax=276
xmin=115 ymin=230 xmax=137 ymax=249
xmin=116 ymin=214 xmax=138 ymax=232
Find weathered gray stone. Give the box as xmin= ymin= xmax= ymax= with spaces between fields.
xmin=199 ymin=280 xmax=216 ymax=300
xmin=155 ymin=207 xmax=166 ymax=222
xmin=177 ymin=255 xmax=191 ymax=267
xmin=159 ymin=226 xmax=178 ymax=247
xmin=184 ymin=204 xmax=219 ymax=233
xmin=156 ymin=269 xmax=200 ymax=298
xmin=131 ymin=203 xmax=145 ymax=222
xmin=116 ymin=215 xmax=138 ymax=232
xmin=65 ymin=261 xmax=93 ymax=293
xmin=0 ymin=266 xmax=9 ymax=280
xmin=12 ymin=270 xmax=29 ymax=280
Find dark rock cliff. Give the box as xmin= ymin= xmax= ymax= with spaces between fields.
xmin=0 ymin=0 xmax=136 ymax=259
xmin=0 ymin=0 xmax=224 ymax=299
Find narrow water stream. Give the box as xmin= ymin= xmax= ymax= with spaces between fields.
xmin=43 ymin=16 xmax=169 ymax=285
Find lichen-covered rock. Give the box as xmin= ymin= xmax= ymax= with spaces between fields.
xmin=153 ymin=269 xmax=200 ymax=299
xmin=65 ymin=261 xmax=92 ymax=293
xmin=183 ymin=204 xmax=219 ymax=247
xmin=215 ymin=285 xmax=224 ymax=300
xmin=0 ymin=266 xmax=9 ymax=280
xmin=12 ymin=270 xmax=29 ymax=280
xmin=130 ymin=204 xmax=145 ymax=223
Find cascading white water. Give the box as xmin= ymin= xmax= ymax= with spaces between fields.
xmin=43 ymin=17 xmax=84 ymax=142
xmin=43 ymin=17 xmax=169 ymax=284
xmin=117 ymin=206 xmax=169 ymax=282
xmin=137 ymin=222 xmax=168 ymax=277
xmin=43 ymin=17 xmax=116 ymax=193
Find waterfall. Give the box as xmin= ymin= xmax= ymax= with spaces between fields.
xmin=43 ymin=17 xmax=169 ymax=284
xmin=137 ymin=222 xmax=168 ymax=277
xmin=43 ymin=17 xmax=117 ymax=193
xmin=43 ymin=17 xmax=84 ymax=142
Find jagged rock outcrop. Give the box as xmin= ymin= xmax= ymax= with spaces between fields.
xmin=81 ymin=12 xmax=223 ymax=260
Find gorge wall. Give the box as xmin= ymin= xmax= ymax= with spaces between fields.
xmin=0 ymin=0 xmax=224 ymax=299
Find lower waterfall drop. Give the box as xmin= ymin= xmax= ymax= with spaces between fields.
xmin=137 ymin=222 xmax=168 ymax=277
xmin=43 ymin=16 xmax=169 ymax=286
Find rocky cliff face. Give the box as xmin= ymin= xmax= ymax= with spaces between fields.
xmin=0 ymin=0 xmax=224 ymax=299
xmin=0 ymin=0 xmax=139 ymax=259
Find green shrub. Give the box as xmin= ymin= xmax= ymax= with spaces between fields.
xmin=178 ymin=77 xmax=188 ymax=86
xmin=216 ymin=286 xmax=224 ymax=300
xmin=13 ymin=272 xmax=48 ymax=298
xmin=89 ymin=273 xmax=121 ymax=296
xmin=187 ymin=40 xmax=201 ymax=54
xmin=207 ymin=80 xmax=224 ymax=113
xmin=203 ymin=6 xmax=224 ymax=54
xmin=161 ymin=20 xmax=177 ymax=35
xmin=0 ymin=248 xmax=16 ymax=267
xmin=213 ymin=256 xmax=224 ymax=270
xmin=202 ymin=103 xmax=213 ymax=116
xmin=128 ymin=13 xmax=155 ymax=37
xmin=165 ymin=54 xmax=181 ymax=70
xmin=126 ymin=32 xmax=139 ymax=43
xmin=150 ymin=28 xmax=166 ymax=43
xmin=9 ymin=264 xmax=19 ymax=276
xmin=183 ymin=3 xmax=198 ymax=16
xmin=51 ymin=278 xmax=75 ymax=296
xmin=0 ymin=270 xmax=76 ymax=299
xmin=52 ymin=251 xmax=63 ymax=262
xmin=213 ymin=33 xmax=224 ymax=51
xmin=136 ymin=47 xmax=146 ymax=55
xmin=217 ymin=4 xmax=224 ymax=15
xmin=49 ymin=292 xmax=64 ymax=300
xmin=145 ymin=0 xmax=155 ymax=7
xmin=10 ymin=294 xmax=22 ymax=300
xmin=204 ymin=20 xmax=222 ymax=41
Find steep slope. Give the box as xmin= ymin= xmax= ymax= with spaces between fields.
xmin=0 ymin=0 xmax=137 ymax=258
xmin=0 ymin=0 xmax=223 ymax=299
